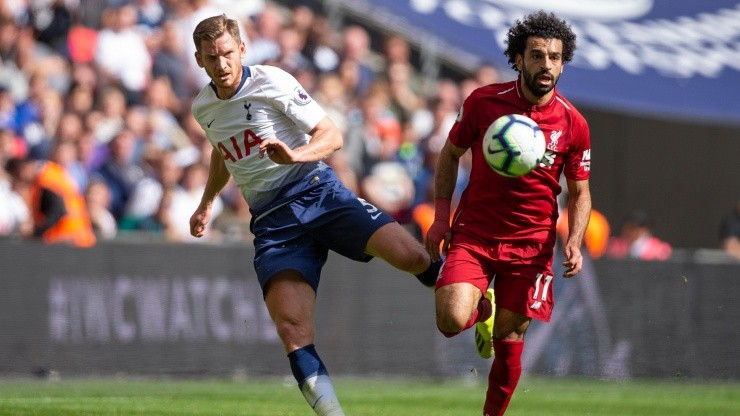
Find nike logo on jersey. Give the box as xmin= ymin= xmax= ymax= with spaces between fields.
xmin=207 ymin=119 xmax=215 ymax=128
xmin=370 ymin=212 xmax=381 ymax=220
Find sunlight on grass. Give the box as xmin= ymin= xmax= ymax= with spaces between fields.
xmin=0 ymin=376 xmax=736 ymax=416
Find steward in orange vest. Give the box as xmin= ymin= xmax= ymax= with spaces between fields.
xmin=7 ymin=158 xmax=96 ymax=247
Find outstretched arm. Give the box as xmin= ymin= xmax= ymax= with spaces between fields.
xmin=190 ymin=148 xmax=231 ymax=238
xmin=562 ymin=178 xmax=591 ymax=277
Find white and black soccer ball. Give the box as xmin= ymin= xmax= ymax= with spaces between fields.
xmin=482 ymin=114 xmax=546 ymax=177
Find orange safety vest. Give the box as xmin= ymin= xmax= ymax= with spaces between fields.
xmin=31 ymin=162 xmax=96 ymax=247
xmin=556 ymin=209 xmax=611 ymax=259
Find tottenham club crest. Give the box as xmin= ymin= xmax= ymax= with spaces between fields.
xmin=293 ymin=87 xmax=312 ymax=105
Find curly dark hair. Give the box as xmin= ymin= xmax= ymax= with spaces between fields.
xmin=504 ymin=10 xmax=577 ymax=72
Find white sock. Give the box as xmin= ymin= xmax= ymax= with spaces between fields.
xmin=299 ymin=374 xmax=345 ymax=416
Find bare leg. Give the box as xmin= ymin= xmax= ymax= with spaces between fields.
xmin=264 ymin=271 xmax=344 ymax=416
xmin=365 ymin=222 xmax=431 ymax=274
xmin=264 ymin=271 xmax=316 ymax=352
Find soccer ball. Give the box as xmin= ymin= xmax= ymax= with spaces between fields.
xmin=482 ymin=114 xmax=546 ymax=177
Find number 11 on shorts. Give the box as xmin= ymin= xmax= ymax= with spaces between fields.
xmin=531 ymin=273 xmax=553 ymax=310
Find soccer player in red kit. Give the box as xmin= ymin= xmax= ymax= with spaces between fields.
xmin=425 ymin=11 xmax=591 ymax=416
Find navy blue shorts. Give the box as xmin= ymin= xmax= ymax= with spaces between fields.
xmin=251 ymin=168 xmax=395 ymax=294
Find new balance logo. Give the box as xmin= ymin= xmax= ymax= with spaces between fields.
xmin=530 ymin=301 xmax=542 ymax=310
xmin=580 ymin=149 xmax=591 ymax=171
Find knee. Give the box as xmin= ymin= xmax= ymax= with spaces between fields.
xmin=387 ymin=244 xmax=430 ymax=274
xmin=408 ymin=247 xmax=431 ymax=272
xmin=435 ymin=308 xmax=469 ymax=336
xmin=434 ymin=284 xmax=480 ymax=336
xmin=274 ymin=317 xmax=313 ymax=349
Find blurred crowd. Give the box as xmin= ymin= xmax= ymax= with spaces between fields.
xmin=0 ymin=0 xmax=504 ymax=246
xmin=6 ymin=0 xmax=725 ymax=262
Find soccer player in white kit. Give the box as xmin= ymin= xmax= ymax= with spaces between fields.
xmin=189 ymin=14 xmax=440 ymax=416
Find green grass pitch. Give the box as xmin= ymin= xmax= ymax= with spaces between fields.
xmin=0 ymin=376 xmax=737 ymax=415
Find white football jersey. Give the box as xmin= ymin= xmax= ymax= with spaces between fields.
xmin=191 ymin=65 xmax=327 ymax=211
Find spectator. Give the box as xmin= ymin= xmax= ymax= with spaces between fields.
xmin=92 ymin=85 xmax=127 ymax=144
xmin=24 ymin=88 xmax=65 ymax=160
xmin=386 ymin=61 xmax=423 ymax=125
xmin=356 ymin=82 xmax=404 ymax=169
xmin=288 ymin=3 xmax=314 ymax=39
xmin=69 ymin=62 xmax=99 ymax=91
xmin=167 ymin=162 xmax=223 ymax=243
xmin=150 ymin=20 xmax=190 ymax=100
xmin=56 ymin=112 xmax=86 ymax=144
xmin=312 ymin=73 xmax=358 ymax=192
xmin=120 ymin=148 xmax=182 ymax=231
xmin=0 ymin=85 xmax=18 ymax=134
xmin=339 ymin=25 xmax=377 ymax=96
xmin=93 ymin=128 xmax=146 ymax=220
xmin=244 ymin=2 xmax=283 ymax=66
xmin=606 ymin=209 xmax=672 ymax=261
xmin=28 ymin=0 xmax=73 ymax=52
xmin=5 ymin=157 xmax=96 ymax=247
xmin=272 ymin=26 xmax=312 ymax=74
xmin=313 ymin=72 xmax=349 ymax=134
xmin=134 ymin=0 xmax=165 ymax=31
xmin=460 ymin=63 xmax=502 ymax=100
xmin=139 ymin=76 xmax=194 ymax=154
xmin=75 ymin=130 xmax=107 ymax=172
xmin=48 ymin=140 xmax=88 ymax=193
xmin=66 ymin=22 xmax=99 ymax=65
xmin=64 ymin=83 xmax=96 ymax=118
xmin=416 ymin=81 xmax=461 ymax=158
xmin=84 ymin=178 xmax=117 ymax=240
xmin=0 ymin=161 xmax=31 ymax=237
xmin=382 ymin=33 xmax=423 ymax=97
xmin=14 ymin=71 xmax=49 ymax=154
xmin=211 ymin=180 xmax=253 ymax=243
xmin=301 ymin=13 xmax=339 ymax=73
xmin=0 ymin=122 xmax=26 ymax=162
xmin=474 ymin=62 xmax=501 ymax=86
xmin=718 ymin=199 xmax=740 ymax=260
xmin=94 ymin=4 xmax=152 ymax=105
xmin=417 ymin=97 xmax=465 ymax=196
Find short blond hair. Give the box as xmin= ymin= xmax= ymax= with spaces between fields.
xmin=192 ymin=14 xmax=242 ymax=52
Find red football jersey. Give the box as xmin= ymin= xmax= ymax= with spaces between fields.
xmin=448 ymin=78 xmax=590 ymax=245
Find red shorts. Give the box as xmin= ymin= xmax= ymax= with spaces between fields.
xmin=436 ymin=233 xmax=556 ymax=322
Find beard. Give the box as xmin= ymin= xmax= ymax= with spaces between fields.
xmin=522 ymin=67 xmax=559 ymax=97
